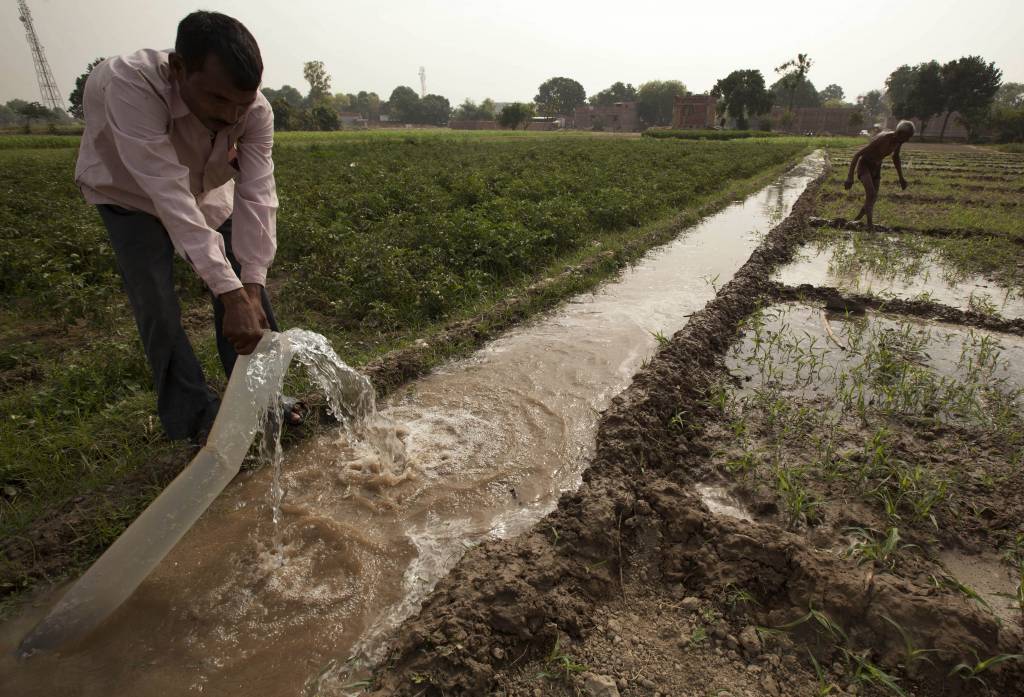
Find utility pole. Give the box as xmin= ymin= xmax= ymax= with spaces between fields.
xmin=17 ymin=0 xmax=66 ymax=111
xmin=419 ymin=66 xmax=427 ymax=98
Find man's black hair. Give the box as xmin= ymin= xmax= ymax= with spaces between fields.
xmin=175 ymin=11 xmax=263 ymax=90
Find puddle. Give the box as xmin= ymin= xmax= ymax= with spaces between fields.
xmin=775 ymin=237 xmax=1024 ymax=320
xmin=696 ymin=484 xmax=753 ymax=521
xmin=0 ymin=153 xmax=824 ymax=697
xmin=727 ymin=302 xmax=1024 ymax=414
xmin=940 ymin=551 xmax=1021 ymax=625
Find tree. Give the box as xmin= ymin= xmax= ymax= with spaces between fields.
xmin=636 ymin=80 xmax=688 ymax=126
xmin=995 ymin=82 xmax=1024 ymax=108
xmin=270 ymin=98 xmax=292 ymax=130
xmin=939 ymin=55 xmax=1002 ymax=141
xmin=353 ymin=91 xmax=380 ymax=121
xmin=887 ymin=61 xmax=944 ymax=138
xmin=775 ymin=53 xmax=814 ymax=111
xmin=988 ymin=105 xmax=1024 ymax=142
xmin=303 ymin=61 xmax=332 ymax=105
xmin=453 ymin=98 xmax=496 ymax=121
xmin=534 ymin=77 xmax=586 ymax=117
xmin=67 ymin=57 xmax=105 ymax=119
xmin=711 ymin=70 xmax=772 ymax=129
xmin=17 ymin=101 xmax=52 ymax=132
xmin=387 ymin=85 xmax=420 ymax=123
xmin=498 ymin=102 xmax=535 ymax=130
xmin=279 ymin=85 xmax=304 ymax=107
xmin=418 ymin=94 xmax=451 ymax=125
xmin=884 ymin=65 xmax=916 ymax=115
xmin=0 ymin=103 xmax=16 ymax=126
xmin=311 ymin=104 xmax=339 ymax=130
xmin=589 ymin=81 xmax=637 ymax=106
xmin=857 ymin=89 xmax=887 ymax=126
xmin=769 ymin=77 xmax=820 ymax=109
xmin=818 ymin=83 xmax=845 ymax=105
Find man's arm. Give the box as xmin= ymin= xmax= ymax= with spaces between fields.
xmin=230 ymin=97 xmax=278 ymax=291
xmin=892 ymin=145 xmax=908 ymax=190
xmin=105 ymin=73 xmax=265 ymax=353
xmin=845 ymin=146 xmax=865 ymax=189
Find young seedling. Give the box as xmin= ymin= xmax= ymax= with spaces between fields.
xmin=843 ymin=648 xmax=907 ymax=697
xmin=949 ymin=652 xmax=1022 ymax=689
xmin=538 ymin=637 xmax=588 ymax=681
xmin=881 ymin=614 xmax=937 ymax=677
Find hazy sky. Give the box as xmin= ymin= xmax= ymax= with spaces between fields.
xmin=2 ymin=0 xmax=1022 ymax=106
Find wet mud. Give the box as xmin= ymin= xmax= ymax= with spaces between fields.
xmin=365 ymin=157 xmax=1024 ymax=696
xmin=773 ymin=284 xmax=1024 ymax=336
xmin=808 ymin=216 xmax=1024 ymax=245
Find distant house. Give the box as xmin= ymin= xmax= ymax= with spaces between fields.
xmin=574 ymin=102 xmax=640 ymax=132
xmin=770 ymin=106 xmax=864 ymax=135
xmin=527 ymin=116 xmax=561 ymax=131
xmin=671 ymin=94 xmax=717 ymax=129
xmin=338 ymin=112 xmax=365 ymax=128
xmin=885 ymin=113 xmax=969 ymax=141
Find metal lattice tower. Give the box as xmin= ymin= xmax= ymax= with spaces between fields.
xmin=419 ymin=66 xmax=426 ymax=98
xmin=17 ymin=0 xmax=65 ymax=111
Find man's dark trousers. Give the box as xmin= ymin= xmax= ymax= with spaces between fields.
xmin=98 ymin=204 xmax=279 ymax=441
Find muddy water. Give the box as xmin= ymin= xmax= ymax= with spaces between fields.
xmin=727 ymin=302 xmax=1024 ymax=405
xmin=775 ymin=238 xmax=1024 ymax=319
xmin=0 ymin=153 xmax=824 ymax=697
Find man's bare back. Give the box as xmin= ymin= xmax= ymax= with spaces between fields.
xmin=844 ymin=120 xmax=915 ymax=229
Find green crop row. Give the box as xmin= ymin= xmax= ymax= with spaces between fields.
xmin=0 ymin=135 xmax=813 ymax=594
xmin=643 ymin=128 xmax=784 ymax=141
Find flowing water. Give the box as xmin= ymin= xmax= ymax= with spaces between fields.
xmin=0 ymin=153 xmax=824 ymax=696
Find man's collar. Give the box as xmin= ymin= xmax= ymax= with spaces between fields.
xmin=168 ymin=79 xmax=192 ymax=120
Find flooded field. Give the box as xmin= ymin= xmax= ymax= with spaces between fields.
xmin=0 ymin=156 xmax=824 ymax=696
xmin=362 ymin=144 xmax=1024 ymax=697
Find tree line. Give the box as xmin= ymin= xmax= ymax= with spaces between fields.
xmin=11 ymin=54 xmax=1023 ymax=142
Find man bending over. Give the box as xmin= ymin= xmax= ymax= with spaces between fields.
xmin=844 ymin=120 xmax=915 ymax=229
xmin=76 ymin=11 xmax=301 ymax=443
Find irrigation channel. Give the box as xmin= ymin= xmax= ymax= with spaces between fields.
xmin=0 ymin=152 xmax=825 ymax=696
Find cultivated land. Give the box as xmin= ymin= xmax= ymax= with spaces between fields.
xmin=0 ymin=130 xmax=836 ymax=603
xmin=366 ymin=144 xmax=1024 ymax=697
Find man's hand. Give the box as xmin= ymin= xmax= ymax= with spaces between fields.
xmin=220 ymin=286 xmax=267 ymax=355
xmin=844 ymin=178 xmax=854 ymax=190
xmin=899 ymin=177 xmax=908 ymax=191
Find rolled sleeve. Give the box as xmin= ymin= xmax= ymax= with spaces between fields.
xmin=105 ymin=73 xmax=242 ymax=296
xmin=232 ymin=98 xmax=278 ymax=287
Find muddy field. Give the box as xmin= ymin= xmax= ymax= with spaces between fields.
xmin=363 ymin=145 xmax=1024 ymax=697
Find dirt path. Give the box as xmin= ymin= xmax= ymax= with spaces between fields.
xmin=363 ymin=158 xmax=1024 ymax=697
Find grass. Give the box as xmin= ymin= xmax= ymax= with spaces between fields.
xmin=0 ymin=131 xmax=824 ymax=597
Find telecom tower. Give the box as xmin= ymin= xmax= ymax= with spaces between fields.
xmin=17 ymin=0 xmax=65 ymax=111
xmin=419 ymin=66 xmax=426 ymax=98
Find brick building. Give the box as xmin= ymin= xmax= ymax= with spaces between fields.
xmin=885 ymin=112 xmax=969 ymax=141
xmin=573 ymin=102 xmax=641 ymax=132
xmin=770 ymin=106 xmax=864 ymax=135
xmin=671 ymin=94 xmax=717 ymax=129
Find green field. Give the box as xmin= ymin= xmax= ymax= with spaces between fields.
xmin=0 ymin=130 xmax=827 ymax=596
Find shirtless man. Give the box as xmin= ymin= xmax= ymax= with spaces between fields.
xmin=843 ymin=120 xmax=915 ymax=229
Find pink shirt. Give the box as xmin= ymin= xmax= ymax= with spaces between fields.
xmin=75 ymin=48 xmax=278 ymax=296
